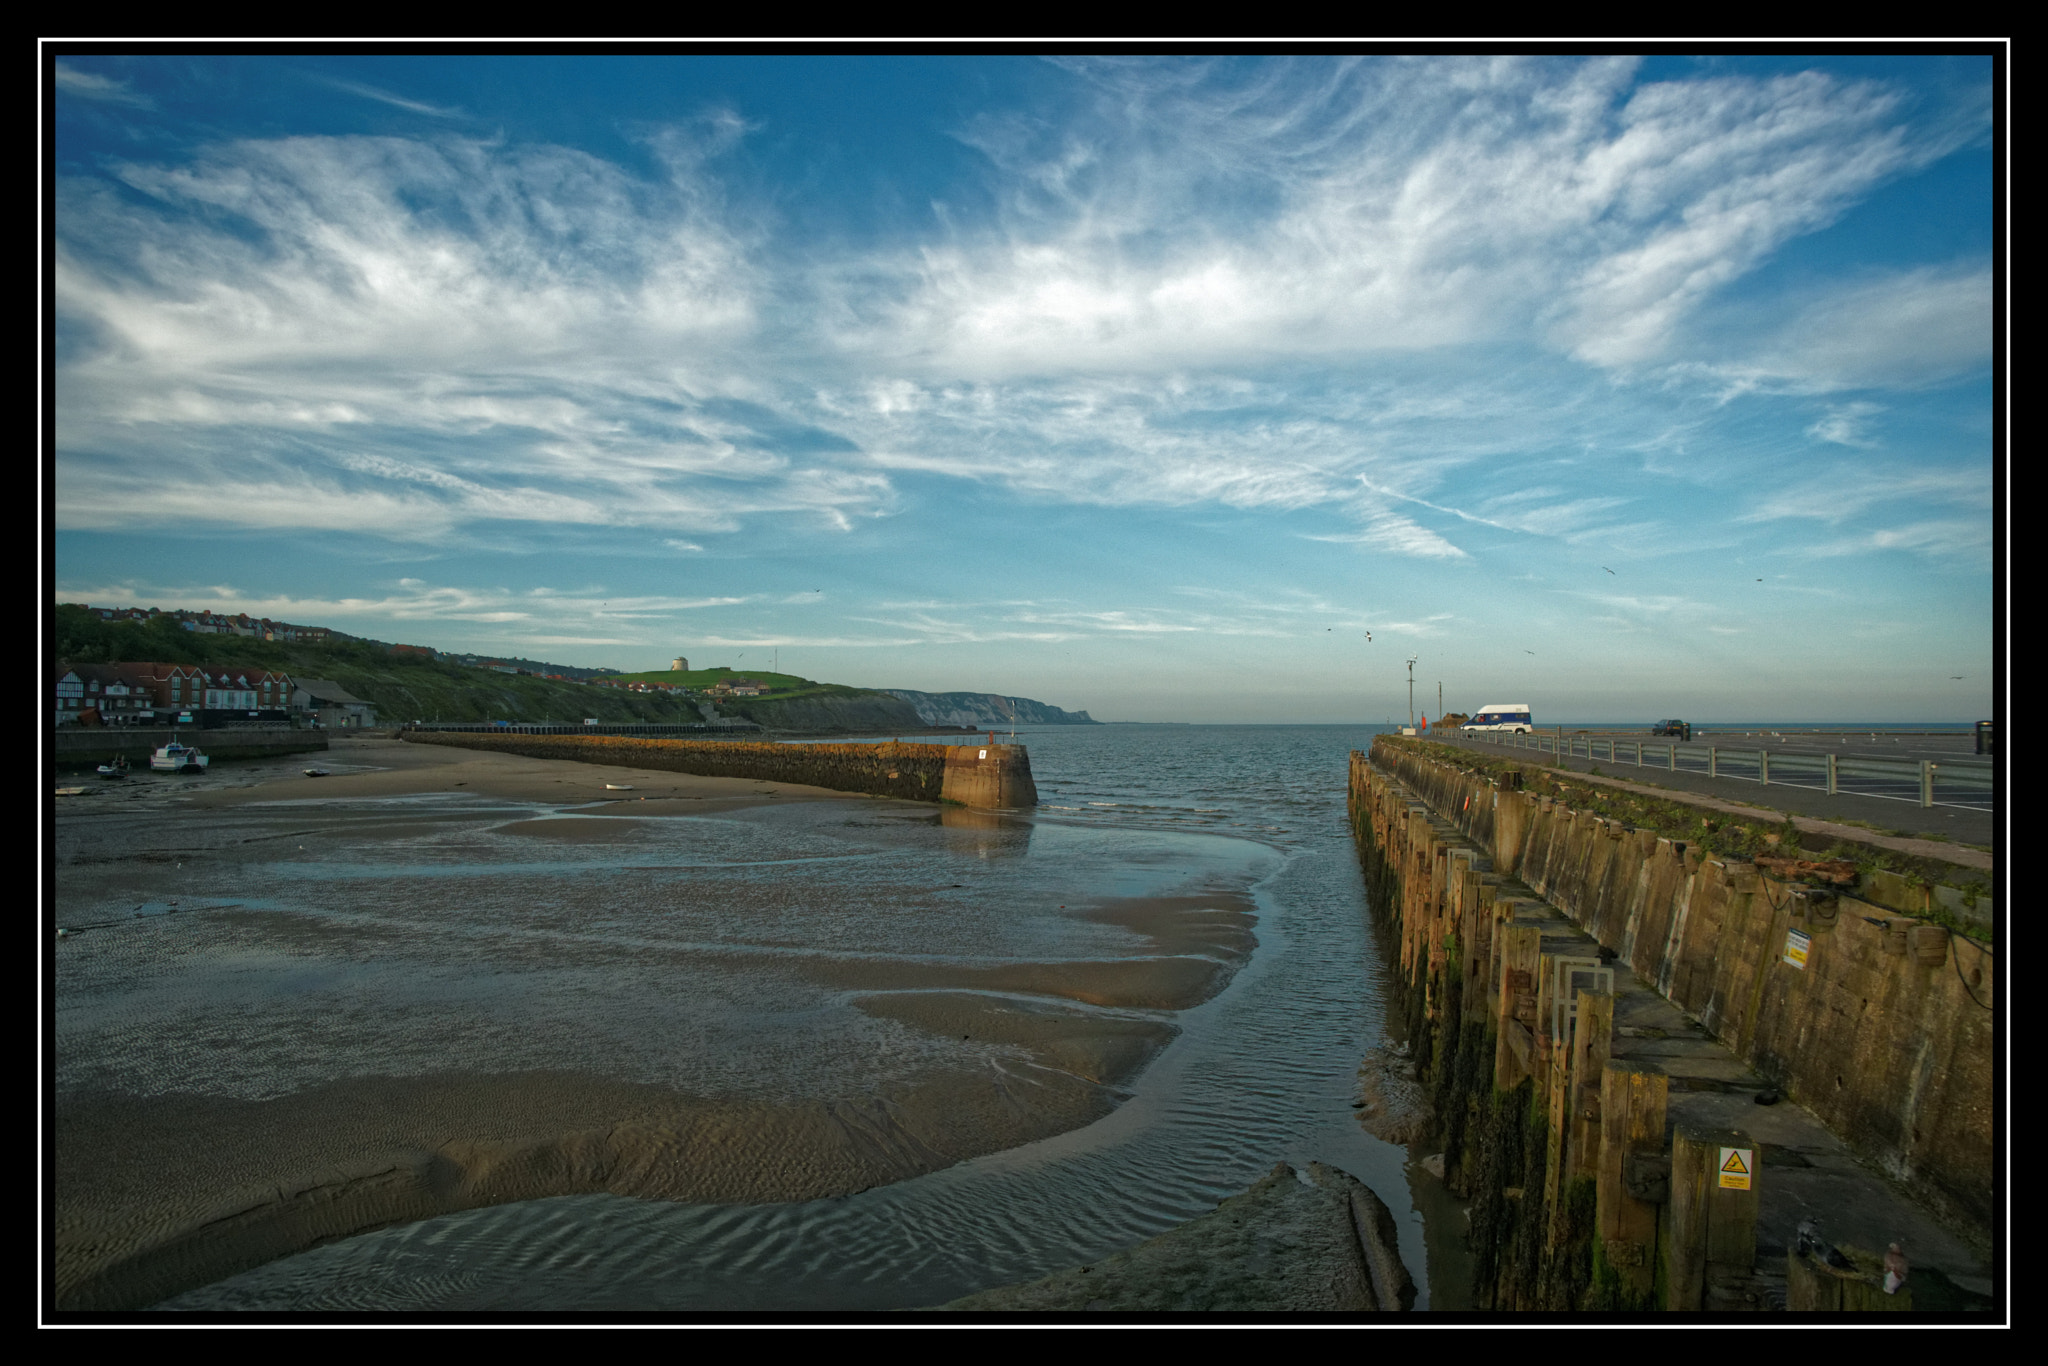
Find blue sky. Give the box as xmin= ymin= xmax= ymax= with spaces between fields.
xmin=48 ymin=51 xmax=2000 ymax=722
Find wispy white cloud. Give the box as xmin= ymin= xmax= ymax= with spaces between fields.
xmin=831 ymin=58 xmax=1947 ymax=377
xmin=50 ymin=57 xmax=1990 ymax=583
xmin=1802 ymin=518 xmax=1992 ymax=560
xmin=316 ymin=75 xmax=466 ymax=119
xmin=53 ymin=62 xmax=151 ymax=107
xmin=1739 ymin=465 xmax=1988 ymax=525
xmin=52 ymin=580 xmax=754 ymax=648
xmin=1679 ymin=262 xmax=1992 ymax=395
xmin=1805 ymin=402 xmax=1885 ymax=448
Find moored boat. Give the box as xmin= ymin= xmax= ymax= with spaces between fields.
xmin=97 ymin=755 xmax=130 ymax=779
xmin=149 ymin=740 xmax=209 ymax=773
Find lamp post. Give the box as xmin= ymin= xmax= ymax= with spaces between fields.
xmin=1406 ymin=656 xmax=1418 ymax=728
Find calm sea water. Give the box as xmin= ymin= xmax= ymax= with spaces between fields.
xmin=160 ymin=723 xmax=1453 ymax=1314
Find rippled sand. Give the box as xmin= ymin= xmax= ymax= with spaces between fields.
xmin=52 ymin=738 xmax=1261 ymax=1310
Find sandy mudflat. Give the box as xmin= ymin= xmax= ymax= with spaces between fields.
xmin=52 ymin=737 xmax=1264 ymax=1311
xmin=939 ymin=1162 xmax=1415 ymax=1312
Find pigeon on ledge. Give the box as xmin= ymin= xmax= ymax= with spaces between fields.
xmin=1884 ymin=1243 xmax=1908 ymax=1295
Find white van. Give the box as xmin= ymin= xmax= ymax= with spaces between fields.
xmin=1464 ymin=704 xmax=1534 ymax=734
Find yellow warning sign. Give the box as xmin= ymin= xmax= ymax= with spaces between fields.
xmin=1718 ymin=1147 xmax=1754 ymax=1190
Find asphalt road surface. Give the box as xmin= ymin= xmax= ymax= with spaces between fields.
xmin=1432 ymin=729 xmax=1996 ymax=847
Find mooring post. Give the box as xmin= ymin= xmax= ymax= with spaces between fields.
xmin=1827 ymin=751 xmax=1837 ymax=795
xmin=1596 ymin=1059 xmax=1668 ymax=1306
xmin=1666 ymin=1126 xmax=1762 ymax=1311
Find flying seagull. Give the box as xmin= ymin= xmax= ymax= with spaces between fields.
xmin=1363 ymin=632 xmax=1372 ymax=642
xmin=1524 ymin=650 xmax=1536 ymax=656
xmin=1603 ymin=566 xmax=1615 ymax=574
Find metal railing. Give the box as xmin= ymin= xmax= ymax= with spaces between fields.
xmin=403 ymin=720 xmax=759 ymax=736
xmin=1461 ymin=731 xmax=1993 ymax=812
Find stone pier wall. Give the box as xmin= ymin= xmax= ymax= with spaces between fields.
xmin=402 ymin=731 xmax=1037 ymax=809
xmin=51 ymin=727 xmax=329 ymax=767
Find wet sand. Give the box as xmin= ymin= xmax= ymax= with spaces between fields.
xmin=52 ymin=738 xmax=1263 ymax=1311
xmin=940 ymin=1162 xmax=1415 ymax=1312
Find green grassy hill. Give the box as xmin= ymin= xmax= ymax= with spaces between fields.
xmin=605 ymin=666 xmax=812 ymax=690
xmin=51 ymin=607 xmax=916 ymax=729
xmin=53 ymin=607 xmax=696 ymax=725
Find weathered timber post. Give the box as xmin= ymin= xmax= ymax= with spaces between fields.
xmin=1493 ymin=785 xmax=1529 ymax=877
xmin=1666 ymin=1126 xmax=1762 ymax=1311
xmin=1533 ymin=951 xmax=1563 ymax=1114
xmin=1494 ymin=925 xmax=1543 ymax=1092
xmin=1539 ymin=958 xmax=1573 ymax=1246
xmin=1566 ymin=990 xmax=1616 ymax=1181
xmin=1596 ymin=1060 xmax=1668 ymax=1307
xmin=1787 ymin=1244 xmax=1914 ymax=1311
xmin=1460 ymin=878 xmax=1491 ymax=1020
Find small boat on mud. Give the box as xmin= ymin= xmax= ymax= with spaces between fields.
xmin=149 ymin=740 xmax=209 ymax=773
xmin=96 ymin=756 xmax=130 ymax=779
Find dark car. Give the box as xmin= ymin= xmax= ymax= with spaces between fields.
xmin=1650 ymin=719 xmax=1692 ymax=740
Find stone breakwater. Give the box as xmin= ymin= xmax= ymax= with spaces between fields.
xmin=53 ymin=726 xmax=328 ymax=768
xmin=402 ymin=731 xmax=1037 ymax=809
xmin=1350 ymin=736 xmax=1994 ymax=1311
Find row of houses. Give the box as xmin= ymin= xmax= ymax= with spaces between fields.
xmin=52 ymin=663 xmax=376 ymax=730
xmin=66 ymin=604 xmax=341 ymax=644
xmin=586 ymin=677 xmax=768 ymax=697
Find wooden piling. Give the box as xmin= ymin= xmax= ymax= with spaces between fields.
xmin=1494 ymin=925 xmax=1543 ymax=1092
xmin=1566 ymin=991 xmax=1616 ymax=1182
xmin=1596 ymin=1060 xmax=1667 ymax=1306
xmin=1666 ymin=1126 xmax=1762 ymax=1311
xmin=1786 ymin=1245 xmax=1914 ymax=1311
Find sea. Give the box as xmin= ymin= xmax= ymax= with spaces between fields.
xmin=156 ymin=722 xmax=1467 ymax=1314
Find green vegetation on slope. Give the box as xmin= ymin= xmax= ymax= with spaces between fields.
xmin=53 ymin=606 xmax=698 ymax=726
xmin=603 ymin=666 xmax=812 ymax=690
xmin=51 ymin=606 xmax=916 ymax=729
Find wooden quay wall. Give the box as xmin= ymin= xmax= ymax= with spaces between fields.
xmin=1349 ymin=736 xmax=1994 ymax=1312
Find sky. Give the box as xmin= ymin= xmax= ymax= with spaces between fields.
xmin=46 ymin=50 xmax=2002 ymax=723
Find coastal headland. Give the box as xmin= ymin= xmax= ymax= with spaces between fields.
xmin=53 ymin=736 xmax=1259 ymax=1311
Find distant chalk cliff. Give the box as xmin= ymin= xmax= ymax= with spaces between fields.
xmin=883 ymin=690 xmax=1101 ymax=727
